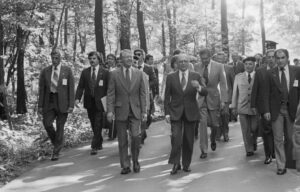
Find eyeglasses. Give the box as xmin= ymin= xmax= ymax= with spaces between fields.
xmin=134 ymin=53 xmax=142 ymax=56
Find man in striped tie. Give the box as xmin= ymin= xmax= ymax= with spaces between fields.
xmin=38 ymin=49 xmax=75 ymax=161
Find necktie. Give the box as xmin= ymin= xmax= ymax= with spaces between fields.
xmin=91 ymin=67 xmax=96 ymax=96
xmin=126 ymin=68 xmax=131 ymax=88
xmin=248 ymin=73 xmax=252 ymax=84
xmin=138 ymin=66 xmax=142 ymax=70
xmin=203 ymin=65 xmax=209 ymax=85
xmin=280 ymin=68 xmax=289 ymax=102
xmin=181 ymin=72 xmax=186 ymax=90
xmin=50 ymin=66 xmax=59 ymax=93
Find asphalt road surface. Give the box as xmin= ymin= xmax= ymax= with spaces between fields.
xmin=2 ymin=120 xmax=300 ymax=192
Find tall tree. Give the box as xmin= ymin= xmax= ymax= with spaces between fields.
xmin=119 ymin=0 xmax=131 ymax=50
xmin=260 ymin=0 xmax=266 ymax=55
xmin=221 ymin=0 xmax=229 ymax=56
xmin=166 ymin=0 xmax=176 ymax=55
xmin=95 ymin=0 xmax=106 ymax=57
xmin=241 ymin=0 xmax=246 ymax=55
xmin=64 ymin=5 xmax=68 ymax=46
xmin=161 ymin=0 xmax=166 ymax=57
xmin=137 ymin=0 xmax=147 ymax=53
xmin=0 ymin=16 xmax=4 ymax=85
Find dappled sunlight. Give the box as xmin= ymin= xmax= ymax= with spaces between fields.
xmin=151 ymin=172 xmax=170 ymax=178
xmin=139 ymin=154 xmax=168 ymax=162
xmin=164 ymin=167 xmax=237 ymax=190
xmin=125 ymin=178 xmax=147 ymax=181
xmin=41 ymin=162 xmax=75 ymax=169
xmin=191 ymin=157 xmax=225 ymax=165
xmin=85 ymin=176 xmax=114 ymax=186
xmin=76 ymin=145 xmax=91 ymax=151
xmin=103 ymin=141 xmax=118 ymax=148
xmin=69 ymin=154 xmax=84 ymax=158
xmin=82 ymin=186 xmax=107 ymax=192
xmin=151 ymin=134 xmax=167 ymax=138
xmin=142 ymin=159 xmax=168 ymax=169
xmin=98 ymin=156 xmax=108 ymax=160
xmin=225 ymin=143 xmax=244 ymax=149
xmin=107 ymin=162 xmax=120 ymax=168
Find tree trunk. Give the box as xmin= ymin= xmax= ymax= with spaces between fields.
xmin=212 ymin=0 xmax=215 ymax=9
xmin=95 ymin=0 xmax=106 ymax=57
xmin=241 ymin=0 xmax=245 ymax=55
xmin=49 ymin=13 xmax=55 ymax=47
xmin=73 ymin=27 xmax=77 ymax=63
xmin=172 ymin=0 xmax=177 ymax=51
xmin=137 ymin=0 xmax=147 ymax=53
xmin=64 ymin=6 xmax=68 ymax=46
xmin=53 ymin=3 xmax=66 ymax=50
xmin=260 ymin=0 xmax=266 ymax=55
xmin=221 ymin=0 xmax=229 ymax=56
xmin=0 ymin=17 xmax=4 ymax=85
xmin=166 ymin=0 xmax=176 ymax=55
xmin=119 ymin=0 xmax=131 ymax=50
xmin=16 ymin=26 xmax=27 ymax=114
xmin=160 ymin=0 xmax=166 ymax=57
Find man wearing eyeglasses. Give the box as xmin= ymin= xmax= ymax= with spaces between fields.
xmin=134 ymin=48 xmax=157 ymax=144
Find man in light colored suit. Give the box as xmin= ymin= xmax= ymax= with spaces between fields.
xmin=38 ymin=49 xmax=75 ymax=161
xmin=194 ymin=49 xmax=228 ymax=159
xmin=232 ymin=57 xmax=258 ymax=157
xmin=107 ymin=49 xmax=147 ymax=175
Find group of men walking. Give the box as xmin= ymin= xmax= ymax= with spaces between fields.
xmin=38 ymin=47 xmax=300 ymax=176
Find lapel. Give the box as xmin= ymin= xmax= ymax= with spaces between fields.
xmin=183 ymin=71 xmax=192 ymax=94
xmin=46 ymin=66 xmax=52 ymax=86
xmin=208 ymin=61 xmax=214 ymax=85
xmin=87 ymin=67 xmax=93 ymax=90
xmin=58 ymin=66 xmax=64 ymax=86
xmin=289 ymin=66 xmax=295 ymax=92
xmin=176 ymin=71 xmax=184 ymax=93
xmin=271 ymin=67 xmax=283 ymax=92
xmin=130 ymin=68 xmax=138 ymax=91
xmin=96 ymin=66 xmax=103 ymax=84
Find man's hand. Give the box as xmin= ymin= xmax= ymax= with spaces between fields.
xmin=264 ymin=112 xmax=271 ymax=121
xmin=191 ymin=80 xmax=200 ymax=88
xmin=142 ymin=113 xmax=147 ymax=122
xmin=165 ymin=115 xmax=171 ymax=124
xmin=221 ymin=103 xmax=229 ymax=115
xmin=67 ymin=107 xmax=74 ymax=113
xmin=232 ymin=108 xmax=237 ymax=117
xmin=75 ymin=100 xmax=80 ymax=108
xmin=107 ymin=112 xmax=115 ymax=122
xmin=220 ymin=102 xmax=226 ymax=110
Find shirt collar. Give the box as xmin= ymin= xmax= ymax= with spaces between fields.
xmin=52 ymin=63 xmax=61 ymax=71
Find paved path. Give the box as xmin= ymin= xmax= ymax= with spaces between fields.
xmin=2 ymin=120 xmax=300 ymax=192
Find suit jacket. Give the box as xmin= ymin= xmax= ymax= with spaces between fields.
xmin=251 ymin=67 xmax=268 ymax=114
xmin=75 ymin=66 xmax=109 ymax=111
xmin=38 ymin=65 xmax=75 ymax=113
xmin=264 ymin=65 xmax=300 ymax=122
xmin=224 ymin=64 xmax=235 ymax=104
xmin=153 ymin=67 xmax=159 ymax=96
xmin=142 ymin=64 xmax=157 ymax=97
xmin=107 ymin=67 xmax=146 ymax=121
xmin=229 ymin=61 xmax=245 ymax=75
xmin=293 ymin=103 xmax=300 ymax=160
xmin=231 ymin=72 xmax=256 ymax=115
xmin=194 ymin=61 xmax=228 ymax=110
xmin=164 ymin=70 xmax=208 ymax=121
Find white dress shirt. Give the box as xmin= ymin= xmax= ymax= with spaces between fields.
xmin=179 ymin=70 xmax=189 ymax=90
xmin=123 ymin=67 xmax=132 ymax=80
xmin=91 ymin=64 xmax=100 ymax=79
xmin=51 ymin=63 xmax=61 ymax=81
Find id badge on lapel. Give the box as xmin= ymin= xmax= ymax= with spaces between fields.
xmin=293 ymin=80 xmax=298 ymax=87
xmin=99 ymin=80 xmax=104 ymax=86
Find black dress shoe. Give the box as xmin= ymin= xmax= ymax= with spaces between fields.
xmin=133 ymin=161 xmax=140 ymax=173
xmin=264 ymin=157 xmax=272 ymax=164
xmin=121 ymin=167 xmax=131 ymax=175
xmin=246 ymin=152 xmax=254 ymax=157
xmin=170 ymin=164 xmax=181 ymax=175
xmin=98 ymin=145 xmax=103 ymax=150
xmin=253 ymin=144 xmax=257 ymax=151
xmin=51 ymin=153 xmax=59 ymax=161
xmin=183 ymin=166 xmax=191 ymax=172
xmin=200 ymin=153 xmax=207 ymax=159
xmin=277 ymin=168 xmax=286 ymax=175
xmin=90 ymin=148 xmax=98 ymax=155
xmin=211 ymin=142 xmax=216 ymax=151
xmin=224 ymin=136 xmax=229 ymax=142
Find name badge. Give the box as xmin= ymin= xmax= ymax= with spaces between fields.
xmin=293 ymin=80 xmax=298 ymax=87
xmin=62 ymin=79 xmax=68 ymax=85
xmin=99 ymin=80 xmax=104 ymax=86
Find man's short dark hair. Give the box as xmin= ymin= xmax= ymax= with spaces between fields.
xmin=294 ymin=58 xmax=299 ymax=62
xmin=145 ymin=54 xmax=153 ymax=62
xmin=107 ymin=53 xmax=116 ymax=61
xmin=88 ymin=51 xmax=104 ymax=64
xmin=173 ymin=49 xmax=182 ymax=56
xmin=243 ymin=56 xmax=256 ymax=63
xmin=275 ymin=49 xmax=289 ymax=59
xmin=170 ymin=55 xmax=179 ymax=69
xmin=134 ymin=48 xmax=145 ymax=57
xmin=198 ymin=48 xmax=212 ymax=57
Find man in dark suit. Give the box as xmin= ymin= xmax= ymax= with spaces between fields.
xmin=75 ymin=51 xmax=109 ymax=155
xmin=38 ymin=49 xmax=75 ymax=161
xmin=264 ymin=49 xmax=300 ymax=175
xmin=145 ymin=54 xmax=159 ymax=97
xmin=164 ymin=54 xmax=207 ymax=175
xmin=134 ymin=49 xmax=157 ymax=144
xmin=251 ymin=49 xmax=276 ymax=164
xmin=107 ymin=49 xmax=147 ymax=175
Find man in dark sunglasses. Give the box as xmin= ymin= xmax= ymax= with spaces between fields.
xmin=133 ymin=49 xmax=157 ymax=144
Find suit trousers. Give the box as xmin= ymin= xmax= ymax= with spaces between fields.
xmin=169 ymin=113 xmax=195 ymax=167
xmin=217 ymin=108 xmax=230 ymax=139
xmin=42 ymin=93 xmax=68 ymax=154
xmin=87 ymin=98 xmax=103 ymax=149
xmin=116 ymin=108 xmax=141 ymax=168
xmin=272 ymin=105 xmax=295 ymax=169
xmin=239 ymin=114 xmax=258 ymax=153
xmin=260 ymin=114 xmax=274 ymax=158
xmin=199 ymin=107 xmax=219 ymax=153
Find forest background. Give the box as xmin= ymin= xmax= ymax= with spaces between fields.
xmin=1 ymin=0 xmax=300 ymax=186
